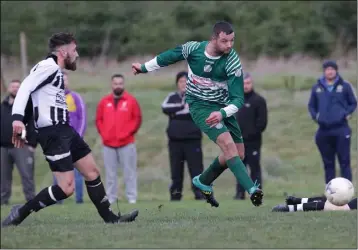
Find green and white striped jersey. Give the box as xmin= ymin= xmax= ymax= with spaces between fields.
xmin=141 ymin=41 xmax=244 ymax=117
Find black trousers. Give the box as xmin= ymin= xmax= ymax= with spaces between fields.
xmin=1 ymin=146 xmax=35 ymax=204
xmin=236 ymin=140 xmax=263 ymax=198
xmin=168 ymin=139 xmax=204 ymax=200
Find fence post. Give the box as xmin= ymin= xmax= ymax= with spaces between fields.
xmin=1 ymin=67 xmax=6 ymax=95
xmin=20 ymin=31 xmax=28 ymax=79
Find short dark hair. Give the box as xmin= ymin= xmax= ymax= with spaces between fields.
xmin=48 ymin=32 xmax=76 ymax=52
xmin=111 ymin=74 xmax=124 ymax=80
xmin=212 ymin=21 xmax=234 ymax=37
xmin=175 ymin=71 xmax=188 ymax=84
xmin=10 ymin=79 xmax=21 ymax=84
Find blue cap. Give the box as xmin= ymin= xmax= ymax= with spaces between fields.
xmin=323 ymin=60 xmax=338 ymax=71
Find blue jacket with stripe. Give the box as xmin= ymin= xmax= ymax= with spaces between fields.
xmin=308 ymin=75 xmax=357 ymax=129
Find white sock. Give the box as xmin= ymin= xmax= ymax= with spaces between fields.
xmin=297 ymin=204 xmax=303 ymax=211
xmin=301 ymin=198 xmax=308 ymax=203
xmin=288 ymin=205 xmax=295 ymax=212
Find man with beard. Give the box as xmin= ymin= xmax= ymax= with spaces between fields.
xmin=95 ymin=74 xmax=142 ymax=204
xmin=131 ymin=21 xmax=263 ymax=208
xmin=1 ymin=79 xmax=37 ymax=205
xmin=308 ymin=60 xmax=357 ymax=185
xmin=2 ymin=33 xmax=139 ymax=228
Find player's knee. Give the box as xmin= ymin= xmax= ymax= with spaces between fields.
xmin=59 ymin=180 xmax=75 ymax=197
xmin=219 ymin=140 xmax=237 ymax=158
xmin=88 ymin=167 xmax=100 ymax=180
xmin=238 ymin=151 xmax=245 ymax=160
xmin=82 ymin=166 xmax=100 ymax=181
xmin=235 ymin=143 xmax=245 ymax=160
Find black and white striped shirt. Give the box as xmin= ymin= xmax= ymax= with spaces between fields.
xmin=12 ymin=55 xmax=69 ymax=128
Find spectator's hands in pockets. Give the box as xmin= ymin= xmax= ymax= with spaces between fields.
xmin=132 ymin=63 xmax=143 ymax=75
xmin=12 ymin=120 xmax=27 ymax=148
xmin=206 ymin=111 xmax=223 ymax=128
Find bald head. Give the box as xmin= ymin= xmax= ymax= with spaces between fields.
xmin=243 ymin=72 xmax=253 ymax=93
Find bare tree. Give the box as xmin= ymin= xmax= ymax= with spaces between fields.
xmin=94 ymin=25 xmax=113 ymax=67
xmin=20 ymin=31 xmax=28 ymax=79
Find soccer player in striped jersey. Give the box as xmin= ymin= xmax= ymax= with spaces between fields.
xmin=2 ymin=33 xmax=138 ymax=228
xmin=132 ymin=21 xmax=263 ymax=208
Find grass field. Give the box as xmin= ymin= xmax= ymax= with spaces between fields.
xmin=1 ymin=201 xmax=357 ymax=248
xmin=1 ymin=57 xmax=357 ymax=248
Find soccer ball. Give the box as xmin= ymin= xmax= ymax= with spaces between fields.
xmin=324 ymin=177 xmax=355 ymax=206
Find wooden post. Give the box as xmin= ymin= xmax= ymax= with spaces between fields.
xmin=1 ymin=67 xmax=6 ymax=96
xmin=20 ymin=31 xmax=28 ymax=79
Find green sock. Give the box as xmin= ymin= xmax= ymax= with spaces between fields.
xmin=199 ymin=157 xmax=228 ymax=185
xmin=226 ymin=156 xmax=256 ymax=194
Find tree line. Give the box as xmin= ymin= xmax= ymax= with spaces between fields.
xmin=1 ymin=1 xmax=357 ymax=63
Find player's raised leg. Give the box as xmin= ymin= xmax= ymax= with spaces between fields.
xmin=216 ymin=132 xmax=262 ymax=206
xmin=74 ymin=152 xmax=139 ymax=223
xmin=195 ymin=143 xmax=244 ymax=191
xmin=190 ymin=103 xmax=262 ymax=207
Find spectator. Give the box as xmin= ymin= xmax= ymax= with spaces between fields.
xmin=52 ymin=72 xmax=87 ymax=204
xmin=162 ymin=71 xmax=204 ymax=201
xmin=95 ymin=74 xmax=142 ymax=204
xmin=308 ymin=60 xmax=357 ymax=184
xmin=1 ymin=79 xmax=37 ymax=205
xmin=234 ymin=73 xmax=268 ymax=200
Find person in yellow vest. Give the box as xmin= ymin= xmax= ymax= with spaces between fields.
xmin=53 ymin=72 xmax=87 ymax=203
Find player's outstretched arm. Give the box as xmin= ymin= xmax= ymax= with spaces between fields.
xmin=132 ymin=41 xmax=200 ymax=75
xmin=12 ymin=64 xmax=58 ymax=121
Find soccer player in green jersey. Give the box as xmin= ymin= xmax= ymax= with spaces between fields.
xmin=132 ymin=21 xmax=263 ymax=208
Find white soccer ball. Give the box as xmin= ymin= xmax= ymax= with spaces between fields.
xmin=324 ymin=177 xmax=355 ymax=206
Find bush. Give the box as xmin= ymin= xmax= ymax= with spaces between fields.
xmin=1 ymin=1 xmax=356 ymax=62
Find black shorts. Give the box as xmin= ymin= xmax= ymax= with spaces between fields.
xmin=36 ymin=124 xmax=91 ymax=172
xmin=348 ymin=198 xmax=357 ymax=210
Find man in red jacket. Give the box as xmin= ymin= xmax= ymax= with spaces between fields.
xmin=96 ymin=74 xmax=142 ymax=204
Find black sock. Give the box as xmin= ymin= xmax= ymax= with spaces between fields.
xmin=293 ymin=196 xmax=327 ymax=204
xmin=85 ymin=176 xmax=117 ymax=222
xmin=307 ymin=196 xmax=327 ymax=203
xmin=19 ymin=185 xmax=67 ymax=217
xmin=302 ymin=201 xmax=325 ymax=211
xmin=288 ymin=201 xmax=325 ymax=212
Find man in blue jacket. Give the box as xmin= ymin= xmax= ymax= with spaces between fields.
xmin=308 ymin=60 xmax=357 ymax=184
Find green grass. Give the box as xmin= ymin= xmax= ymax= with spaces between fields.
xmin=1 ymin=63 xmax=357 ymax=248
xmin=1 ymin=200 xmax=357 ymax=248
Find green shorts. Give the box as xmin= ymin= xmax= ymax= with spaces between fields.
xmin=186 ymin=96 xmax=243 ymax=144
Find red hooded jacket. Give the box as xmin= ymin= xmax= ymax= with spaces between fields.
xmin=96 ymin=91 xmax=142 ymax=148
